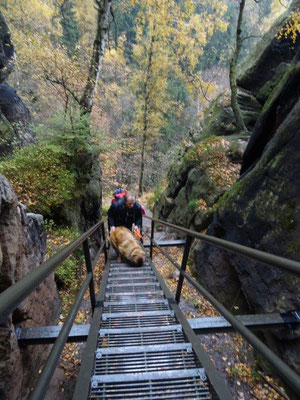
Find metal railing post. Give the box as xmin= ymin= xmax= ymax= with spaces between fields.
xmin=101 ymin=222 xmax=107 ymax=262
xmin=150 ymin=220 xmax=155 ymax=259
xmin=175 ymin=235 xmax=193 ymax=304
xmin=82 ymin=239 xmax=96 ymax=312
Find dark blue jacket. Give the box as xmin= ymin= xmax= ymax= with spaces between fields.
xmin=108 ymin=198 xmax=143 ymax=231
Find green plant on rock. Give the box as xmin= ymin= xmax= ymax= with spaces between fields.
xmin=188 ymin=199 xmax=198 ymax=209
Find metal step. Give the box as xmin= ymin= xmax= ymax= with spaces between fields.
xmin=91 ymin=368 xmax=206 ymax=383
xmin=102 ymin=310 xmax=174 ymax=320
xmin=105 ymin=291 xmax=165 ymax=302
xmin=103 ymin=299 xmax=169 ymax=306
xmin=98 ymin=329 xmax=185 ymax=348
xmin=103 ymin=303 xmax=170 ymax=313
xmin=109 ymin=271 xmax=155 ymax=277
xmin=106 ymin=285 xmax=161 ymax=294
xmin=108 ymin=274 xmax=156 ymax=284
xmin=90 ymin=378 xmax=211 ymax=400
xmin=99 ymin=325 xmax=183 ymax=335
xmin=106 ymin=282 xmax=160 ymax=288
xmin=107 ymin=277 xmax=157 ymax=284
xmin=95 ymin=343 xmax=192 ymax=356
xmin=100 ymin=314 xmax=178 ymax=329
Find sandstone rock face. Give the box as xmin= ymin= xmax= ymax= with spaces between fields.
xmin=53 ymin=152 xmax=102 ymax=233
xmin=0 ymin=83 xmax=33 ymax=146
xmin=193 ymin=95 xmax=300 ymax=372
xmin=0 ymin=175 xmax=60 ymax=399
xmin=0 ymin=11 xmax=15 ymax=83
xmin=237 ymin=0 xmax=300 ymax=102
xmin=0 ymin=11 xmax=34 ymax=156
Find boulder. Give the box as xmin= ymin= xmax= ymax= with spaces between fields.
xmin=199 ymin=91 xmax=261 ymax=137
xmin=154 ymin=136 xmax=243 ymax=231
xmin=0 ymin=175 xmax=60 ymax=399
xmin=237 ymin=0 xmax=300 ymax=102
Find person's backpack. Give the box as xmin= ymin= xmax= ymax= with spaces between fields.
xmin=111 ymin=188 xmax=146 ymax=215
xmin=111 ymin=188 xmax=127 ymax=203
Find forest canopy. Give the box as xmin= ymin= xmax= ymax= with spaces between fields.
xmin=0 ymin=0 xmax=291 ymax=197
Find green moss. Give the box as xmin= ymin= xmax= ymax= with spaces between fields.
xmin=279 ymin=201 xmax=297 ymax=232
xmin=216 ymin=180 xmax=245 ymax=212
xmin=287 ymin=238 xmax=300 ymax=255
xmin=188 ymin=199 xmax=198 ymax=209
xmin=262 ymin=63 xmax=295 ymax=113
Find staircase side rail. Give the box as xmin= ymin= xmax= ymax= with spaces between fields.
xmin=144 ymin=215 xmax=300 ymax=276
xmin=28 ymin=272 xmax=93 ymax=400
xmin=150 ymin=236 xmax=300 ymax=396
xmin=0 ymin=220 xmax=103 ymax=322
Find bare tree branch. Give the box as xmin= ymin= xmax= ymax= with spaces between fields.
xmin=44 ymin=74 xmax=81 ymax=105
xmin=279 ymin=0 xmax=288 ymax=9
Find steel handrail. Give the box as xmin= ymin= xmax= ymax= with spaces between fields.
xmin=150 ymin=236 xmax=300 ymax=395
xmin=28 ymin=272 xmax=93 ymax=400
xmin=0 ymin=220 xmax=103 ymax=321
xmin=145 ymin=215 xmax=300 ymax=276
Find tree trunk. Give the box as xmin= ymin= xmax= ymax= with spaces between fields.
xmin=79 ymin=0 xmax=112 ymax=114
xmin=230 ymin=0 xmax=247 ymax=131
xmin=138 ymin=34 xmax=155 ymax=196
xmin=138 ymin=131 xmax=146 ymax=196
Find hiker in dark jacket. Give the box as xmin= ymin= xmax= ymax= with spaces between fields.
xmin=108 ymin=192 xmax=143 ymax=236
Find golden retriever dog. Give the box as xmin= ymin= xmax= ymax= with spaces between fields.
xmin=110 ymin=226 xmax=146 ymax=267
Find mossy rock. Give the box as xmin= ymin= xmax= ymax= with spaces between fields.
xmin=154 ymin=137 xmax=242 ymax=230
xmin=0 ymin=112 xmax=14 ymax=156
xmin=256 ymin=62 xmax=290 ymax=104
xmin=200 ymin=91 xmax=260 ymax=137
xmin=237 ymin=0 xmax=300 ymax=95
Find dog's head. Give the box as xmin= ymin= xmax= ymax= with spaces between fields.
xmin=131 ymin=249 xmax=146 ymax=267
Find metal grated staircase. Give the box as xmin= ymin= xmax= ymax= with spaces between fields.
xmin=3 ymin=217 xmax=300 ymax=399
xmin=74 ymin=250 xmax=225 ymax=400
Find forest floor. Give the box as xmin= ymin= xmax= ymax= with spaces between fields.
xmin=47 ymin=211 xmax=290 ymax=400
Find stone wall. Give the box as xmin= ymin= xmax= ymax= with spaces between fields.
xmin=0 ymin=175 xmax=60 ymax=399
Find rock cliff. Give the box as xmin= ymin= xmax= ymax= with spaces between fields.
xmin=0 ymin=175 xmax=60 ymax=400
xmin=0 ymin=11 xmax=34 ymax=156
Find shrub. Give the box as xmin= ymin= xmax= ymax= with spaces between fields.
xmin=0 ymin=143 xmax=76 ymax=215
xmin=0 ymin=111 xmax=105 ymax=216
xmin=45 ymin=221 xmax=82 ymax=289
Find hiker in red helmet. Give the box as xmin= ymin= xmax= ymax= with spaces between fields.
xmin=108 ymin=191 xmax=144 ymax=239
